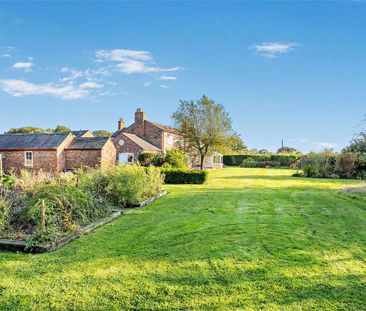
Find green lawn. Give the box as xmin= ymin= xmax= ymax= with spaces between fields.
xmin=1 ymin=167 xmax=366 ymax=310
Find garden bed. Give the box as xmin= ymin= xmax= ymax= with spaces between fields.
xmin=0 ymin=190 xmax=167 ymax=253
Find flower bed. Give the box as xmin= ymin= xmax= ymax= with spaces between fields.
xmin=0 ymin=165 xmax=164 ymax=250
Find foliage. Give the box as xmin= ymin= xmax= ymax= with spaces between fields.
xmin=139 ymin=150 xmax=188 ymax=169
xmin=336 ymin=152 xmax=358 ymax=179
xmin=294 ymin=151 xmax=337 ymax=178
xmin=224 ymin=153 xmax=302 ymax=167
xmin=93 ymin=130 xmax=112 ymax=137
xmin=161 ymin=168 xmax=208 ymax=184
xmin=240 ymin=158 xmax=257 ymax=168
xmin=0 ymin=174 xmax=15 ymax=189
xmin=105 ymin=165 xmax=163 ymax=207
xmin=164 ymin=149 xmax=188 ymax=169
xmin=5 ymin=126 xmax=46 ymax=134
xmin=0 ymin=196 xmax=10 ymax=236
xmin=53 ymin=125 xmax=71 ymax=132
xmin=344 ymin=132 xmax=366 ymax=154
xmin=277 ymin=146 xmax=299 ymax=154
xmin=0 ymin=166 xmax=164 ymax=243
xmin=219 ymin=132 xmax=247 ymax=154
xmin=172 ymin=95 xmax=233 ymax=170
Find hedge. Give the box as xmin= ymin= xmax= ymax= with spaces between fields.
xmin=161 ymin=168 xmax=208 ymax=184
xmin=223 ymin=154 xmax=303 ymax=167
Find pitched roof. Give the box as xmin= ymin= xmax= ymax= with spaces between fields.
xmin=121 ymin=133 xmax=161 ymax=152
xmin=71 ymin=130 xmax=92 ymax=137
xmin=111 ymin=129 xmax=125 ymax=139
xmin=66 ymin=137 xmax=111 ymax=150
xmin=146 ymin=121 xmax=178 ymax=135
xmin=0 ymin=133 xmax=71 ymax=150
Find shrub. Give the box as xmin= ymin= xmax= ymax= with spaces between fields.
xmin=0 ymin=197 xmax=9 ymax=236
xmin=105 ymin=165 xmax=163 ymax=207
xmin=240 ymin=158 xmax=257 ymax=168
xmin=224 ymin=154 xmax=302 ymax=167
xmin=138 ymin=152 xmax=157 ymax=167
xmin=295 ymin=151 xmax=337 ymax=178
xmin=161 ymin=168 xmax=208 ymax=184
xmin=164 ymin=149 xmax=188 ymax=169
xmin=336 ymin=152 xmax=358 ymax=179
xmin=0 ymin=174 xmax=15 ymax=189
xmin=257 ymin=161 xmax=281 ymax=168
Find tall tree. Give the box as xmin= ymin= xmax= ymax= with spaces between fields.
xmin=172 ymin=95 xmax=233 ymax=170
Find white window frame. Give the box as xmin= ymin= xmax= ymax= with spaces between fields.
xmin=24 ymin=151 xmax=33 ymax=167
xmin=167 ymin=135 xmax=174 ymax=146
xmin=213 ymin=155 xmax=221 ymax=164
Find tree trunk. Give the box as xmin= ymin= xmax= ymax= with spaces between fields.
xmin=200 ymin=154 xmax=204 ymax=170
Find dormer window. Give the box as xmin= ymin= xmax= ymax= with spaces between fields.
xmin=24 ymin=151 xmax=33 ymax=167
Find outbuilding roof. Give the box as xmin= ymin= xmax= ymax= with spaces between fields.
xmin=0 ymin=133 xmax=71 ymax=150
xmin=121 ymin=133 xmax=161 ymax=152
xmin=66 ymin=137 xmax=111 ymax=150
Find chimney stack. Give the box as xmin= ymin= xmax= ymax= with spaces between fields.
xmin=118 ymin=118 xmax=125 ymax=130
xmin=135 ymin=108 xmax=146 ymax=124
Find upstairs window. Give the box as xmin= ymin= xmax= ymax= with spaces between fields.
xmin=24 ymin=151 xmax=33 ymax=167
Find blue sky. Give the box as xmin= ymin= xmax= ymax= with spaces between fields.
xmin=0 ymin=2 xmax=365 ymax=152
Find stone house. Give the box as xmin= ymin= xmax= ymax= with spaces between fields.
xmin=0 ymin=132 xmax=116 ymax=174
xmin=112 ymin=108 xmax=181 ymax=164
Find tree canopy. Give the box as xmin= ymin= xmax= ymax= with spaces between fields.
xmin=277 ymin=146 xmax=298 ymax=154
xmin=172 ymin=95 xmax=233 ymax=170
xmin=93 ymin=130 xmax=112 ymax=137
xmin=5 ymin=125 xmax=71 ymax=134
xmin=53 ymin=125 xmax=71 ymax=132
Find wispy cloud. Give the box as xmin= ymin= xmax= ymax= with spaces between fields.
xmin=158 ymin=75 xmax=176 ymax=80
xmin=0 ymin=79 xmax=89 ymax=100
xmin=144 ymin=81 xmax=152 ymax=87
xmin=79 ymin=81 xmax=103 ymax=89
xmin=250 ymin=42 xmax=300 ymax=58
xmin=96 ymin=49 xmax=183 ymax=74
xmin=12 ymin=61 xmax=34 ymax=70
xmin=160 ymin=84 xmax=169 ymax=89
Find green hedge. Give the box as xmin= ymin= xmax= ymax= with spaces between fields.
xmin=223 ymin=154 xmax=303 ymax=167
xmin=161 ymin=168 xmax=208 ymax=184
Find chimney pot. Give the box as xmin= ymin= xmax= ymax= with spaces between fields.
xmin=118 ymin=118 xmax=125 ymax=130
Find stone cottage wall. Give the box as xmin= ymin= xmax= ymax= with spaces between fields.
xmin=0 ymin=150 xmax=59 ymax=174
xmin=65 ymin=149 xmax=102 ymax=170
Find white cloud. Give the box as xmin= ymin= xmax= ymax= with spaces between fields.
xmin=160 ymin=84 xmax=169 ymax=88
xmin=144 ymin=81 xmax=151 ymax=87
xmin=0 ymin=79 xmax=88 ymax=100
xmin=12 ymin=61 xmax=34 ymax=70
xmin=96 ymin=49 xmax=183 ymax=74
xmin=158 ymin=75 xmax=176 ymax=80
xmin=250 ymin=42 xmax=300 ymax=58
xmin=313 ymin=142 xmax=337 ymax=151
xmin=79 ymin=81 xmax=103 ymax=89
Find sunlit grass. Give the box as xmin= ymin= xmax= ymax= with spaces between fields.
xmin=0 ymin=167 xmax=366 ymax=310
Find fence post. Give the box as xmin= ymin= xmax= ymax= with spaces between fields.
xmin=40 ymin=199 xmax=46 ymax=233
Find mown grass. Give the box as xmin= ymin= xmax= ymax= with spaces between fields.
xmin=1 ymin=167 xmax=366 ymax=310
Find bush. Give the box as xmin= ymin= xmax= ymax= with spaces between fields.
xmin=106 ymin=165 xmax=163 ymax=207
xmin=294 ymin=152 xmax=337 ymax=178
xmin=0 ymin=197 xmax=9 ymax=236
xmin=0 ymin=174 xmax=15 ymax=189
xmin=164 ymin=149 xmax=188 ymax=169
xmin=138 ymin=152 xmax=158 ymax=166
xmin=240 ymin=158 xmax=257 ymax=168
xmin=336 ymin=152 xmax=358 ymax=179
xmin=257 ymin=161 xmax=281 ymax=168
xmin=224 ymin=154 xmax=302 ymax=167
xmin=161 ymin=168 xmax=208 ymax=184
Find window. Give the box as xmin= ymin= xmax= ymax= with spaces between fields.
xmin=127 ymin=154 xmax=134 ymax=163
xmin=24 ymin=151 xmax=33 ymax=167
xmin=213 ymin=155 xmax=221 ymax=164
xmin=167 ymin=135 xmax=174 ymax=146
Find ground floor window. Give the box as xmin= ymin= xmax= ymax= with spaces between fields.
xmin=118 ymin=153 xmax=134 ymax=164
xmin=24 ymin=151 xmax=33 ymax=167
xmin=213 ymin=155 xmax=222 ymax=164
